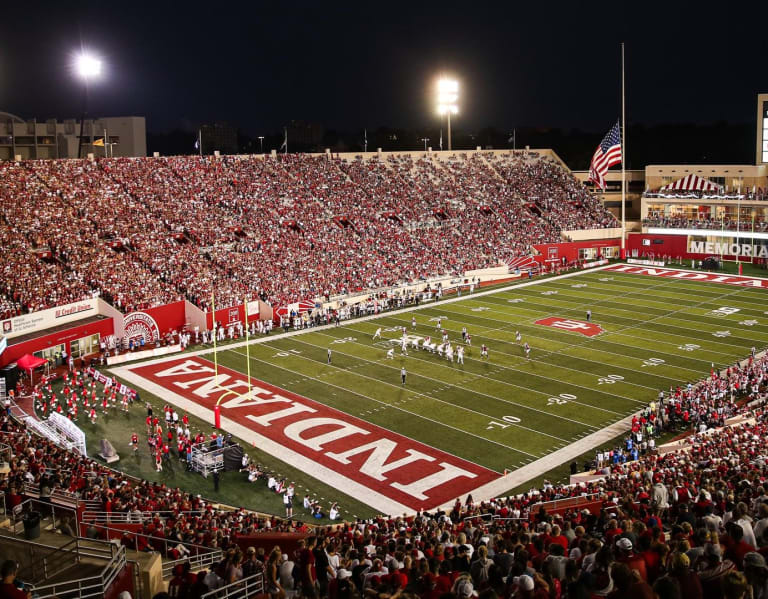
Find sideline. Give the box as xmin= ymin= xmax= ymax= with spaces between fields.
xmin=115 ymin=264 xmax=615 ymax=371
xmin=113 ymin=262 xmax=684 ymax=514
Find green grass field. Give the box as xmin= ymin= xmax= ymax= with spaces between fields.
xmin=102 ymin=266 xmax=768 ymax=518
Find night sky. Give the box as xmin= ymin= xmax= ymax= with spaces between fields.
xmin=1 ymin=1 xmax=766 ymax=139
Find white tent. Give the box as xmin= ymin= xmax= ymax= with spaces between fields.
xmin=660 ymin=174 xmax=723 ymax=192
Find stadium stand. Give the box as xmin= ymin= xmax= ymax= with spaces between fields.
xmin=2 ymin=347 xmax=768 ymax=599
xmin=0 ymin=151 xmax=617 ymax=319
xmin=642 ymin=217 xmax=768 ymax=232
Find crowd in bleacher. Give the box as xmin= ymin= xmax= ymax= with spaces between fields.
xmin=3 ymin=347 xmax=768 ymax=599
xmin=642 ymin=216 xmax=768 ymax=233
xmin=0 ymin=151 xmax=617 ymax=319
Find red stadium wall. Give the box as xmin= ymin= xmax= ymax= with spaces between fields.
xmin=206 ymin=304 xmax=246 ymax=329
xmin=626 ymin=232 xmax=761 ymax=261
xmin=139 ymin=301 xmax=188 ymax=335
xmin=1 ymin=317 xmax=114 ymax=367
xmin=533 ymin=239 xmax=621 ymax=264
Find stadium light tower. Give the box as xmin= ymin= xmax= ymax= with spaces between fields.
xmin=436 ymin=77 xmax=459 ymax=151
xmin=74 ymin=52 xmax=103 ymax=159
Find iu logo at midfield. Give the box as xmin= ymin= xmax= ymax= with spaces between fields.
xmin=535 ymin=317 xmax=604 ymax=337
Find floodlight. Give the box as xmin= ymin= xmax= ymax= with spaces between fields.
xmin=75 ymin=54 xmax=102 ymax=80
xmin=435 ymin=77 xmax=460 ymax=150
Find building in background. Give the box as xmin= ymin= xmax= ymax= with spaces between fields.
xmin=758 ymin=93 xmax=768 ymax=166
xmin=0 ymin=112 xmax=146 ymax=160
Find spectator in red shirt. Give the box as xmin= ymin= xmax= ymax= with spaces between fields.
xmin=0 ymin=561 xmax=30 ymax=599
xmin=724 ymin=523 xmax=755 ymax=570
xmin=615 ymin=537 xmax=649 ymax=583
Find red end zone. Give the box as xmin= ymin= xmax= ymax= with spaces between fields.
xmin=129 ymin=357 xmax=498 ymax=512
xmin=535 ymin=317 xmax=603 ymax=337
xmin=603 ymin=264 xmax=768 ymax=288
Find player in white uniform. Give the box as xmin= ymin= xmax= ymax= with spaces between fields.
xmin=524 ymin=342 xmax=530 ymax=358
xmin=386 ymin=348 xmax=394 ymax=359
xmin=412 ymin=316 xmax=417 ymax=329
xmin=373 ymin=327 xmax=382 ymax=340
xmin=400 ymin=339 xmax=408 ymax=355
xmin=457 ymin=346 xmax=464 ymax=364
xmin=462 ymin=327 xmax=467 ymax=341
xmin=436 ymin=317 xmax=442 ymax=330
xmin=515 ymin=330 xmax=522 ymax=343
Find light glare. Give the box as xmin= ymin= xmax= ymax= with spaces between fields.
xmin=75 ymin=54 xmax=102 ymax=79
xmin=436 ymin=77 xmax=459 ymax=116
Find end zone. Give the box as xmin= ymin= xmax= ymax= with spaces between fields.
xmin=115 ymin=356 xmax=498 ymax=515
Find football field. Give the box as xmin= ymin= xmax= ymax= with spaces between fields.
xmin=116 ymin=264 xmax=768 ymax=514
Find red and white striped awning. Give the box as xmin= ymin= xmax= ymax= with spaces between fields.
xmin=659 ymin=174 xmax=723 ymax=192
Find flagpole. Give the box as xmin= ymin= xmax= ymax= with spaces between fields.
xmin=621 ymin=42 xmax=626 ymax=259
xmin=244 ymin=298 xmax=252 ymax=402
xmin=103 ymin=128 xmax=108 ymax=158
xmin=737 ymin=193 xmax=741 ymax=266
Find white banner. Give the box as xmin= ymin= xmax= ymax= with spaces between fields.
xmin=582 ymin=259 xmax=609 ymax=269
xmin=689 ymin=241 xmax=768 ymax=257
xmin=627 ymin=258 xmax=666 ymax=266
xmin=86 ymin=367 xmax=138 ymax=399
xmin=1 ymin=298 xmax=99 ymax=340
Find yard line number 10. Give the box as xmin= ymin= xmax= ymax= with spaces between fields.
xmin=485 ymin=393 xmax=575 ymax=429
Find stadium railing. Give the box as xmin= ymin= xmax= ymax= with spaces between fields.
xmin=22 ymin=481 xmax=80 ymax=508
xmin=81 ymin=508 xmax=209 ymax=524
xmin=30 ymin=543 xmax=127 ymax=599
xmin=9 ymin=497 xmax=78 ymax=536
xmin=526 ymin=493 xmax=603 ymax=519
xmin=162 ymin=549 xmax=224 ymax=579
xmin=200 ymin=571 xmax=264 ymax=599
xmin=80 ymin=521 xmax=219 ymax=558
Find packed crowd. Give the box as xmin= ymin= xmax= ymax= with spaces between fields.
xmin=0 ymin=151 xmax=616 ymax=318
xmin=642 ymin=217 xmax=768 ymax=232
xmin=2 ymin=347 xmax=768 ymax=599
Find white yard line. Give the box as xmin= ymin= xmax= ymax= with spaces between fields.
xmin=118 ymin=265 xmax=616 ymax=371
xmin=318 ymin=324 xmax=638 ymax=412
xmin=229 ymin=347 xmax=568 ymax=447
xmin=375 ymin=315 xmax=673 ymax=393
xmin=286 ymin=332 xmax=619 ymax=420
xmin=450 ymin=412 xmax=638 ymax=509
xmin=112 ymin=366 xmax=414 ymax=516
xmin=428 ymin=304 xmax=738 ymax=372
xmin=112 ymin=263 xmax=768 ymax=516
xmin=467 ymin=296 xmax=764 ymax=351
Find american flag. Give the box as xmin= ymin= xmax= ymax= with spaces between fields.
xmin=589 ymin=121 xmax=622 ymax=190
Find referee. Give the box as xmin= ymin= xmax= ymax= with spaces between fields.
xmin=401 ymin=366 xmax=407 ymax=385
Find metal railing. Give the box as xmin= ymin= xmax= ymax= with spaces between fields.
xmin=22 ymin=482 xmax=80 ymax=507
xmin=31 ymin=544 xmax=127 ymax=599
xmin=163 ymin=549 xmax=224 ymax=579
xmin=7 ymin=537 xmax=79 ymax=586
xmin=200 ymin=572 xmax=264 ymax=599
xmin=84 ymin=521 xmax=218 ymax=558
xmin=527 ymin=492 xmax=602 ymax=516
xmin=82 ymin=508 xmax=208 ymax=523
xmin=9 ymin=497 xmax=78 ymax=536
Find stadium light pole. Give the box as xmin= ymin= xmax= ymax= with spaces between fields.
xmin=422 ymin=137 xmax=429 ymax=152
xmin=258 ymin=136 xmax=264 ymax=153
xmin=436 ymin=78 xmax=459 ymax=151
xmin=74 ymin=53 xmax=102 ymax=159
